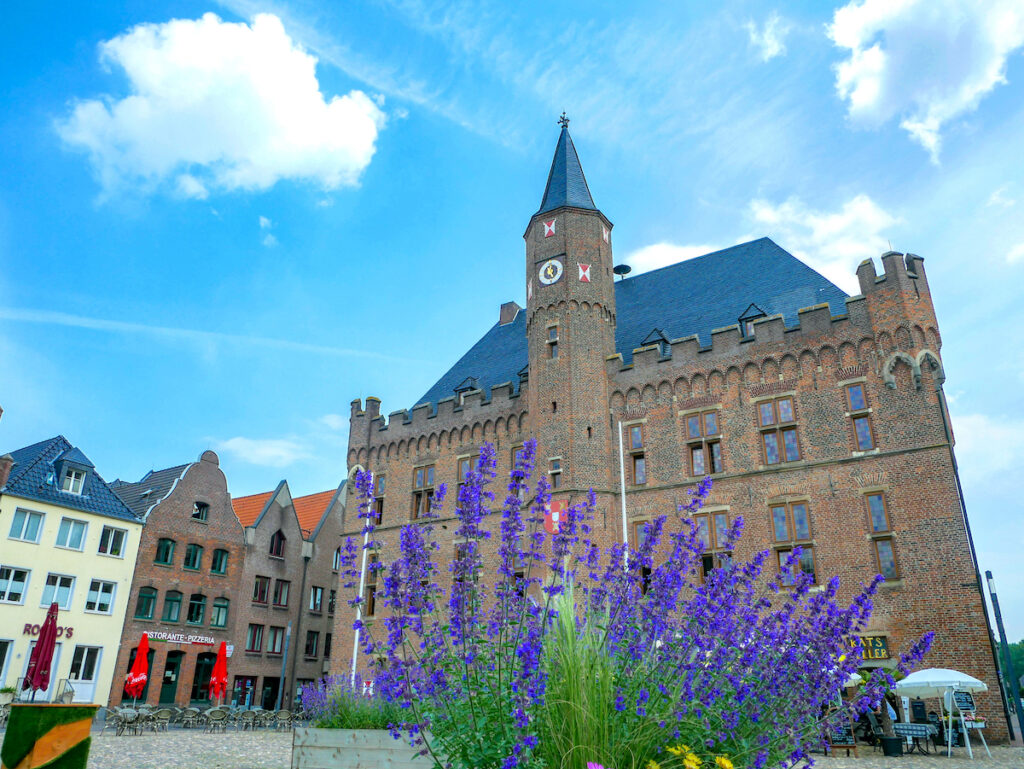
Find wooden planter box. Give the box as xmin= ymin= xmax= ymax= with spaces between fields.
xmin=1 ymin=703 xmax=99 ymax=769
xmin=291 ymin=727 xmax=435 ymax=769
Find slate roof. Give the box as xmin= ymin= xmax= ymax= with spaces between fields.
xmin=232 ymin=491 xmax=274 ymax=527
xmin=112 ymin=463 xmax=190 ymax=518
xmin=416 ymin=238 xmax=848 ymax=409
xmin=536 ymin=125 xmax=597 ymax=216
xmin=1 ymin=436 xmax=141 ymax=523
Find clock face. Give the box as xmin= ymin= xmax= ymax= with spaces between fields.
xmin=538 ymin=258 xmax=564 ymax=286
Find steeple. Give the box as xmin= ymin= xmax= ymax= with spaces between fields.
xmin=536 ymin=114 xmax=597 ymax=215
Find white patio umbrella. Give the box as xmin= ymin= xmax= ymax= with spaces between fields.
xmin=894 ymin=668 xmax=989 ymax=758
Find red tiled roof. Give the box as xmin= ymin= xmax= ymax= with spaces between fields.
xmin=232 ymin=491 xmax=274 ymax=527
xmin=293 ymin=490 xmax=335 ymax=536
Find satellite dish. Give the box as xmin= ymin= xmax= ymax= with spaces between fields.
xmin=613 ymin=264 xmax=632 ymax=277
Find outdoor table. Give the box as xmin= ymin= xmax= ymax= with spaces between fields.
xmin=893 ymin=722 xmax=937 ymax=754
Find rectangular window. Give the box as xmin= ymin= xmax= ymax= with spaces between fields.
xmin=684 ymin=410 xmax=723 ymax=476
xmin=770 ymin=502 xmax=812 ymax=542
xmin=324 ymin=633 xmax=333 ymax=659
xmin=549 ymin=458 xmax=562 ymax=489
xmin=187 ymin=594 xmax=206 ymax=624
xmin=9 ymin=509 xmax=44 ymax=543
xmin=69 ymin=646 xmax=101 ymax=683
xmin=363 ymin=557 xmax=377 ymax=616
xmin=758 ymin=398 xmax=800 ymax=464
xmin=0 ymin=566 xmax=29 ymax=603
xmin=162 ymin=591 xmax=182 ymax=622
xmin=846 ymin=384 xmax=875 ymax=451
xmin=272 ymin=579 xmax=290 ymax=607
xmin=211 ymin=548 xmax=229 ymax=574
xmin=245 ymin=624 xmax=264 ymax=652
xmin=309 ymin=585 xmax=324 ymax=613
xmin=693 ymin=511 xmax=731 ymax=580
xmin=305 ymin=631 xmax=319 ymax=658
xmin=853 ymin=416 xmax=875 ymax=451
xmin=85 ymin=579 xmax=116 ymax=613
xmin=547 ymin=325 xmax=559 ymax=358
xmin=411 ymin=465 xmax=435 ymax=520
xmin=457 ymin=456 xmax=475 ymax=494
xmin=183 ymin=543 xmax=203 ymax=570
xmin=626 ymin=425 xmax=646 ymax=485
xmin=329 ymin=589 xmax=337 ymax=614
xmin=267 ymin=626 xmax=284 ymax=655
xmin=867 ymin=493 xmax=890 ymax=533
xmin=253 ymin=576 xmax=270 ymax=604
xmin=155 ymin=538 xmax=175 ymax=565
xmin=874 ymin=538 xmax=899 ymax=580
xmin=61 ymin=468 xmax=85 ymax=494
xmin=135 ymin=587 xmax=156 ymax=619
xmin=56 ymin=518 xmax=88 ymax=551
xmin=778 ymin=547 xmax=816 ymax=585
xmin=42 ymin=573 xmax=75 ymax=609
xmin=98 ymin=526 xmax=126 ymax=557
xmin=373 ymin=475 xmax=386 ymax=526
xmin=211 ymin=598 xmax=229 ymax=628
xmin=192 ymin=502 xmax=209 ymax=521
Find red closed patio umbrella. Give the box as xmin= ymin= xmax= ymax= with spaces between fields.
xmin=124 ymin=632 xmax=151 ymax=705
xmin=23 ymin=602 xmax=59 ymax=700
xmin=209 ymin=641 xmax=228 ymax=705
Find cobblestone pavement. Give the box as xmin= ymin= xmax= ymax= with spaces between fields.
xmin=0 ymin=728 xmax=997 ymax=769
xmin=85 ymin=730 xmax=293 ymax=769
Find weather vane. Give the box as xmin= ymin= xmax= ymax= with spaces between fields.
xmin=558 ymin=112 xmax=569 ymax=128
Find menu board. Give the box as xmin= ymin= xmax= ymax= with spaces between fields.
xmin=827 ymin=716 xmax=857 ymax=748
xmin=953 ymin=691 xmax=976 ymax=712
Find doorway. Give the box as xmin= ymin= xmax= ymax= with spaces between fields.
xmin=67 ymin=645 xmax=102 ymax=702
xmin=22 ymin=641 xmax=62 ymax=701
xmin=122 ymin=646 xmax=154 ymax=703
xmin=190 ymin=652 xmax=216 ymax=704
xmin=261 ymin=676 xmax=280 ymax=710
xmin=160 ymin=651 xmax=184 ymax=704
xmin=232 ymin=675 xmax=256 ymax=708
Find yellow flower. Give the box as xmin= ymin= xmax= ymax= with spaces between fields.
xmin=838 ymin=654 xmax=847 ymax=663
xmin=683 ymin=754 xmax=702 ymax=769
xmin=647 ymin=760 xmax=662 ymax=769
xmin=666 ymin=747 xmax=684 ymax=756
xmin=714 ymin=757 xmax=734 ymax=769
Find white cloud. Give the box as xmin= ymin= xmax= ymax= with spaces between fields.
xmin=625 ymin=243 xmax=721 ymax=275
xmin=1007 ymin=243 xmax=1024 ymax=265
xmin=987 ymin=184 xmax=1015 ymax=209
xmin=745 ymin=12 xmax=790 ymax=62
xmin=259 ymin=215 xmax=272 ymax=229
xmin=950 ymin=412 xmax=1024 ymax=487
xmin=319 ymin=413 xmax=347 ymax=430
xmin=828 ymin=0 xmax=1024 ymax=162
xmin=215 ymin=436 xmax=310 ymax=467
xmin=749 ymin=194 xmax=900 ymax=293
xmin=262 ymin=233 xmax=278 ymax=248
xmin=57 ymin=12 xmax=386 ymax=197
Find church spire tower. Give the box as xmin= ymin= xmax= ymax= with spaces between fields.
xmin=524 ymin=116 xmax=616 ymax=495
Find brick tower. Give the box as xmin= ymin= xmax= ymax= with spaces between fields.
xmin=524 ymin=116 xmax=617 ymax=498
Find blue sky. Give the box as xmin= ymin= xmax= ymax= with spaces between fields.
xmin=2 ymin=1 xmax=1023 ymax=637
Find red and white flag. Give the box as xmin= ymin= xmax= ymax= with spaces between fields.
xmin=602 ymin=226 xmax=610 ymax=243
xmin=545 ymin=499 xmax=567 ymax=535
xmin=578 ymin=263 xmax=591 ymax=282
xmin=543 ymin=219 xmax=556 ymax=238
xmin=527 ymin=279 xmax=533 ymax=301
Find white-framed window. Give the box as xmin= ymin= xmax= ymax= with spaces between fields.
xmin=61 ymin=468 xmax=86 ymax=495
xmin=56 ymin=518 xmax=88 ymax=551
xmin=98 ymin=526 xmax=127 ymax=557
xmin=8 ymin=509 xmax=44 ymax=543
xmin=85 ymin=580 xmax=116 ymax=614
xmin=41 ymin=573 xmax=75 ymax=609
xmin=309 ymin=585 xmax=323 ymax=612
xmin=0 ymin=566 xmax=30 ymax=604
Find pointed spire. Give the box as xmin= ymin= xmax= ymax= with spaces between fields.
xmin=536 ymin=115 xmax=597 ymax=215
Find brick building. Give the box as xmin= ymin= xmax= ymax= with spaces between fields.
xmin=231 ymin=482 xmax=345 ymax=709
xmin=109 ymin=450 xmax=244 ymax=707
xmin=333 ymin=122 xmax=1008 ymax=736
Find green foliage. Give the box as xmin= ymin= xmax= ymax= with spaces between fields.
xmin=309 ymin=684 xmax=404 ymax=730
xmin=1007 ymin=639 xmax=1024 ymax=683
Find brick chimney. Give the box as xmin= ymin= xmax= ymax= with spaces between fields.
xmin=0 ymin=454 xmax=13 ymax=490
xmin=499 ymin=301 xmax=522 ymax=325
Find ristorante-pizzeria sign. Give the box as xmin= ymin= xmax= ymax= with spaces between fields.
xmin=148 ymin=631 xmax=217 ymax=645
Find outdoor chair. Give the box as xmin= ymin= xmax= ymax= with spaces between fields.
xmin=274 ymin=709 xmax=293 ymax=730
xmin=205 ymin=708 xmax=229 ymax=734
xmin=865 ymin=712 xmax=885 ymax=752
xmin=152 ymin=708 xmax=174 ymax=731
xmin=236 ymin=709 xmax=257 ymax=731
xmin=116 ymin=708 xmax=141 ymax=736
xmin=180 ymin=708 xmax=200 ymax=729
xmin=99 ymin=710 xmax=121 ymax=735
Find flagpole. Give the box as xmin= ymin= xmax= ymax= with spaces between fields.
xmin=350 ymin=472 xmax=372 ymax=690
xmin=618 ymin=421 xmax=629 ymax=569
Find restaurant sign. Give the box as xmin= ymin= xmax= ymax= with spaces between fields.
xmin=849 ymin=635 xmax=889 ymax=660
xmin=148 ymin=631 xmax=216 ymax=646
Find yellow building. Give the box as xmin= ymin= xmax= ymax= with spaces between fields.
xmin=0 ymin=436 xmax=143 ymax=704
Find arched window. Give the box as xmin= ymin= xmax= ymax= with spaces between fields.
xmin=211 ymin=597 xmax=229 ymax=628
xmin=155 ymin=538 xmax=175 ymax=565
xmin=269 ymin=529 xmax=286 ymax=558
xmin=187 ymin=593 xmax=206 ymax=625
xmin=211 ymin=549 xmax=229 ymax=574
xmin=332 ymin=547 xmax=342 ymax=571
xmin=135 ymin=587 xmax=157 ymax=619
xmin=162 ymin=590 xmax=182 ymax=622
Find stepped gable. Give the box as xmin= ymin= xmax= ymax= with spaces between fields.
xmin=112 ymin=463 xmax=190 ymax=518
xmin=2 ymin=435 xmax=139 ymax=522
xmin=416 ymin=238 xmax=847 ymax=409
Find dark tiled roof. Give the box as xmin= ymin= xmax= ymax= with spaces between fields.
xmin=536 ymin=125 xmax=597 ymax=216
xmin=113 ymin=463 xmax=191 ymax=518
xmin=2 ymin=436 xmax=141 ymax=523
xmin=416 ymin=238 xmax=848 ymax=408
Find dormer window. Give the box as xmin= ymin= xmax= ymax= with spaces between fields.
xmin=738 ymin=303 xmax=767 ymax=339
xmin=641 ymin=328 xmax=671 ymax=358
xmin=269 ymin=529 xmax=286 ymax=558
xmin=61 ymin=468 xmax=86 ymax=495
xmin=192 ymin=502 xmax=209 ymax=521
